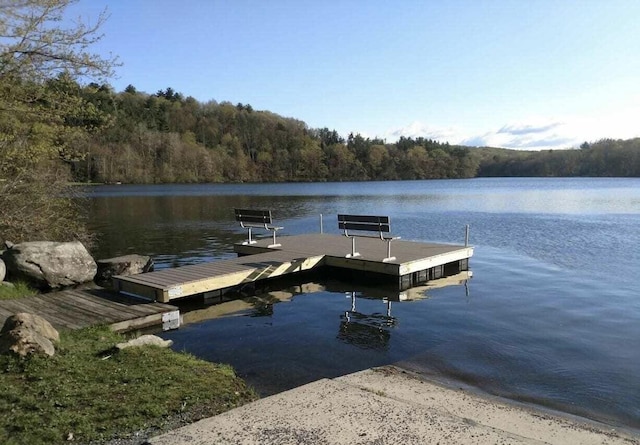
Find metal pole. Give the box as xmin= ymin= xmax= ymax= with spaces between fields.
xmin=320 ymin=213 xmax=323 ymax=233
xmin=464 ymin=224 xmax=470 ymax=247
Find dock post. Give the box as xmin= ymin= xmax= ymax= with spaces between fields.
xmin=465 ymin=224 xmax=470 ymax=247
xmin=320 ymin=213 xmax=323 ymax=233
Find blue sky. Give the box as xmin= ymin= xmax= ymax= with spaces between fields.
xmin=67 ymin=1 xmax=640 ymax=150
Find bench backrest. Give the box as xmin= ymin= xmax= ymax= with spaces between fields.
xmin=235 ymin=209 xmax=273 ymax=227
xmin=338 ymin=214 xmax=391 ymax=233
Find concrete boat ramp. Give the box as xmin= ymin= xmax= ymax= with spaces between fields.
xmin=113 ymin=233 xmax=473 ymax=303
xmin=149 ymin=365 xmax=639 ymax=445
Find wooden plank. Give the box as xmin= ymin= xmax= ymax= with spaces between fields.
xmin=113 ymin=250 xmax=319 ymax=301
xmin=8 ymin=296 xmax=90 ymax=327
xmin=237 ymin=234 xmax=471 ymax=265
xmin=116 ymin=280 xmax=164 ymax=301
xmin=0 ymin=298 xmax=85 ymax=329
xmin=37 ymin=294 xmax=120 ymax=325
xmin=398 ymin=248 xmax=474 ymax=276
xmin=0 ymin=305 xmax=16 ymax=317
xmin=235 ymin=208 xmax=272 ymax=225
xmin=0 ymin=289 xmax=178 ymax=333
xmin=60 ymin=289 xmax=147 ymax=311
xmin=71 ymin=292 xmax=173 ymax=316
xmin=339 ymin=221 xmax=391 ymax=232
xmin=109 ymin=312 xmax=165 ymax=333
xmin=65 ymin=290 xmax=164 ymax=318
xmin=338 ymin=214 xmax=390 ymax=224
xmin=114 ymin=262 xmax=257 ymax=287
xmin=53 ymin=292 xmax=141 ymax=321
xmin=26 ymin=295 xmax=111 ymax=327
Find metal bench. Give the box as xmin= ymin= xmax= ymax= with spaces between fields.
xmin=234 ymin=208 xmax=283 ymax=248
xmin=337 ymin=214 xmax=401 ymax=262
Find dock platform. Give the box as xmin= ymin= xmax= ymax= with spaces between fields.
xmin=0 ymin=286 xmax=179 ymax=332
xmin=113 ymin=234 xmax=473 ymax=303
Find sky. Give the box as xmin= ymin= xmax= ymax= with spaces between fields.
xmin=65 ymin=0 xmax=640 ymax=150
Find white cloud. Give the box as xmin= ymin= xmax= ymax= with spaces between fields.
xmin=384 ymin=101 xmax=640 ymax=150
xmin=461 ymin=117 xmax=576 ymax=150
xmin=383 ymin=121 xmax=465 ymax=144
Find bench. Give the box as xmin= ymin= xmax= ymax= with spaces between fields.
xmin=234 ymin=208 xmax=283 ymax=248
xmin=337 ymin=214 xmax=400 ymax=262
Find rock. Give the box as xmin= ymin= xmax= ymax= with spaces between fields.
xmin=115 ymin=334 xmax=173 ymax=350
xmin=0 ymin=313 xmax=59 ymax=357
xmin=95 ymin=254 xmax=154 ymax=287
xmin=2 ymin=241 xmax=97 ymax=289
xmin=0 ymin=258 xmax=5 ymax=282
xmin=1 ymin=312 xmax=59 ymax=342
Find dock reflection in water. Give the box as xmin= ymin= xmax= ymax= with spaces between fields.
xmin=164 ymin=271 xmax=472 ymax=396
xmin=161 ymin=272 xmax=471 ymax=396
xmin=176 ymin=271 xmax=472 ymax=330
xmin=336 ymin=273 xmax=471 ymax=350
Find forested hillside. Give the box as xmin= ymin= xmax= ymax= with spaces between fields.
xmin=64 ymin=83 xmax=640 ymax=183
xmin=477 ymin=139 xmax=640 ymax=177
xmin=69 ymin=85 xmax=477 ymax=183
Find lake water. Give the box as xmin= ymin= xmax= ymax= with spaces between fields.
xmin=86 ymin=178 xmax=640 ymax=430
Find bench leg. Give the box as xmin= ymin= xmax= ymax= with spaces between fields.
xmin=242 ymin=227 xmax=257 ymax=245
xmin=268 ymin=230 xmax=281 ymax=248
xmin=346 ymin=237 xmax=360 ymax=258
xmin=382 ymin=239 xmax=395 ymax=262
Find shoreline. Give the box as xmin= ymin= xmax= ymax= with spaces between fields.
xmin=395 ymin=362 xmax=640 ymax=436
xmin=149 ymin=365 xmax=639 ymax=444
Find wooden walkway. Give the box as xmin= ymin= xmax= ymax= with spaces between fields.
xmin=0 ymin=286 xmax=179 ymax=332
xmin=114 ymin=234 xmax=473 ymax=303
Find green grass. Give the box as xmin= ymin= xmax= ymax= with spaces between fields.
xmin=0 ymin=282 xmax=36 ymax=300
xmin=0 ymin=326 xmax=257 ymax=444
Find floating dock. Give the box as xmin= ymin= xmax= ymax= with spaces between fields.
xmin=113 ymin=234 xmax=473 ymax=303
xmin=0 ymin=286 xmax=179 ymax=332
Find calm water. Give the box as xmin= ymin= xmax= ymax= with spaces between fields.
xmin=86 ymin=178 xmax=640 ymax=429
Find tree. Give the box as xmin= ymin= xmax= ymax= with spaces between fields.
xmin=0 ymin=0 xmax=118 ymax=244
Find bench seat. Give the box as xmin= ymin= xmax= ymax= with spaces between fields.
xmin=235 ymin=209 xmax=283 ymax=248
xmin=338 ymin=214 xmax=400 ymax=262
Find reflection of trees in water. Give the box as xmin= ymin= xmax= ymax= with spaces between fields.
xmin=88 ymin=193 xmax=314 ymax=264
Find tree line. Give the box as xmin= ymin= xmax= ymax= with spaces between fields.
xmin=476 ymin=139 xmax=640 ymax=177
xmin=62 ymin=83 xmax=640 ymax=183
xmin=67 ymin=85 xmax=479 ymax=183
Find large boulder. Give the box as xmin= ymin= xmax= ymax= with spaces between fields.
xmin=0 ymin=313 xmax=59 ymax=357
xmin=95 ymin=254 xmax=154 ymax=287
xmin=2 ymin=241 xmax=97 ymax=289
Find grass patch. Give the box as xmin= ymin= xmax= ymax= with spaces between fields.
xmin=0 ymin=282 xmax=36 ymax=300
xmin=0 ymin=326 xmax=257 ymax=444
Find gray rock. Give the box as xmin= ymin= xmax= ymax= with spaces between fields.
xmin=115 ymin=334 xmax=173 ymax=350
xmin=2 ymin=241 xmax=97 ymax=289
xmin=95 ymin=254 xmax=154 ymax=287
xmin=0 ymin=313 xmax=59 ymax=357
xmin=0 ymin=258 xmax=5 ymax=283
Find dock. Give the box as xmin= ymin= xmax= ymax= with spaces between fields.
xmin=113 ymin=234 xmax=473 ymax=303
xmin=0 ymin=286 xmax=179 ymax=332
